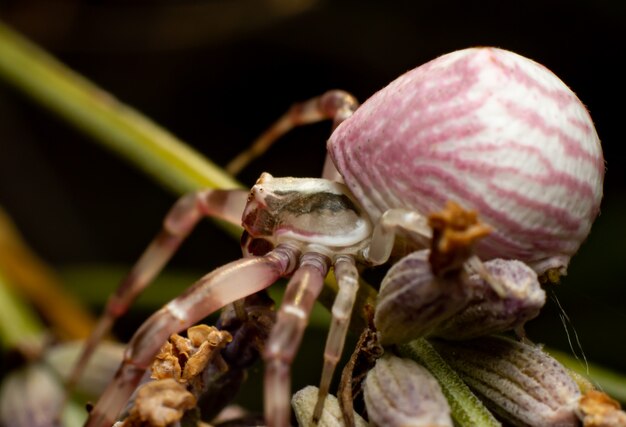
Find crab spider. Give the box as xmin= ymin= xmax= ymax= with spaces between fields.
xmin=77 ymin=47 xmax=602 ymax=427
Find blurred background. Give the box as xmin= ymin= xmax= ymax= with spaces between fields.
xmin=0 ymin=0 xmax=624 ymax=413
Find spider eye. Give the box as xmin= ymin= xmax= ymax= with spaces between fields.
xmin=241 ymin=230 xmax=274 ymax=256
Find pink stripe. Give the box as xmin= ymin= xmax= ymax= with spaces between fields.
xmin=396 ymin=164 xmax=583 ymax=242
xmin=336 ymin=144 xmax=581 ymax=263
xmin=399 ymin=119 xmax=487 ymax=155
xmin=334 ymin=138 xmax=388 ymax=218
xmin=486 ymin=184 xmax=581 ymax=231
xmin=567 ymin=116 xmax=594 ymax=135
xmin=503 ymin=100 xmax=602 ymax=172
xmin=488 ymin=51 xmax=576 ymax=109
xmin=389 ymin=170 xmax=574 ymax=260
xmin=336 ymin=55 xmax=490 ymax=213
xmin=416 ymin=145 xmax=596 ymax=202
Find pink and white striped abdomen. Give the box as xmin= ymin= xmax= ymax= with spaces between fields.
xmin=329 ymin=47 xmax=604 ymax=274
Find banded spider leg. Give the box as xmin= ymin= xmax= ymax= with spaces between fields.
xmin=66 ymin=188 xmax=249 ymax=394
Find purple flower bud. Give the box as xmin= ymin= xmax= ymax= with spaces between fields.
xmin=364 ymin=354 xmax=453 ymax=427
xmin=374 ymin=250 xmax=471 ymax=345
xmin=433 ymin=259 xmax=545 ymax=340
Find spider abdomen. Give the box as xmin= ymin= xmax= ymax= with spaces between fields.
xmin=329 ymin=47 xmax=604 ymax=274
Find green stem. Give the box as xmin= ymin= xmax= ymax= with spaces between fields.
xmin=399 ymin=339 xmax=501 ymax=427
xmin=0 ymin=21 xmax=242 ymax=235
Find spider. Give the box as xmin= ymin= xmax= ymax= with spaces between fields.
xmin=76 ymin=47 xmax=602 ymax=427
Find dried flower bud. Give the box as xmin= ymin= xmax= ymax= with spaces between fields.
xmin=433 ymin=259 xmax=546 ymax=340
xmin=197 ymin=293 xmax=276 ymax=421
xmin=291 ymin=385 xmax=367 ymax=427
xmin=433 ymin=335 xmax=581 ymax=426
xmin=577 ymin=390 xmax=626 ymax=427
xmin=152 ymin=325 xmax=232 ymax=384
xmin=428 ymin=201 xmax=492 ymax=275
xmin=117 ymin=378 xmax=196 ymax=427
xmin=364 ymin=355 xmax=453 ymax=427
xmin=375 ymin=250 xmax=471 ymax=345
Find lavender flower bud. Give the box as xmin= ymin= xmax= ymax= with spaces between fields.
xmin=375 ymin=250 xmax=471 ymax=345
xmin=364 ymin=354 xmax=453 ymax=427
xmin=433 ymin=335 xmax=581 ymax=426
xmin=433 ymin=259 xmax=545 ymax=340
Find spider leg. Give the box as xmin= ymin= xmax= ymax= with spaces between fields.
xmin=365 ymin=208 xmax=433 ymax=265
xmin=313 ymin=255 xmax=359 ymax=424
xmin=263 ymin=252 xmax=330 ymax=427
xmin=225 ymin=90 xmax=359 ymax=179
xmin=464 ymin=255 xmax=507 ymax=297
xmin=84 ymin=244 xmax=300 ymax=427
xmin=67 ymin=189 xmax=248 ymax=392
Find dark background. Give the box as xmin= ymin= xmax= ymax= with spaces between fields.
xmin=0 ymin=0 xmax=624 ymax=406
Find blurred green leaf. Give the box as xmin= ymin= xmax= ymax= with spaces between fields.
xmin=0 ymin=20 xmax=242 ymax=238
xmin=0 ymin=270 xmax=43 ymax=349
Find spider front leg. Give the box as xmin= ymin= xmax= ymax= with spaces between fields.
xmin=365 ymin=208 xmax=433 ymax=264
xmin=85 ymin=243 xmax=300 ymax=427
xmin=67 ymin=188 xmax=248 ymax=393
xmin=263 ymin=252 xmax=331 ymax=427
xmin=366 ymin=203 xmax=506 ymax=296
xmin=225 ymin=90 xmax=359 ymax=180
